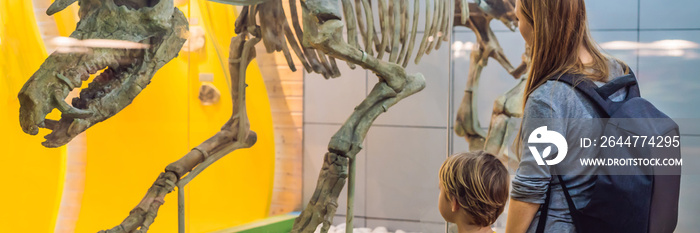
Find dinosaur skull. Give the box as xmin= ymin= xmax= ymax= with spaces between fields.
xmin=18 ymin=0 xmax=188 ymax=147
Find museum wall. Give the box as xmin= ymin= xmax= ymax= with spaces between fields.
xmin=303 ymin=0 xmax=700 ymax=232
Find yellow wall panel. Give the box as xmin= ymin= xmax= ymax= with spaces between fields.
xmin=0 ymin=1 xmax=65 ymax=233
xmin=185 ymin=1 xmax=276 ymax=232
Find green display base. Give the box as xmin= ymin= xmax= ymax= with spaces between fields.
xmin=210 ymin=213 xmax=299 ymax=233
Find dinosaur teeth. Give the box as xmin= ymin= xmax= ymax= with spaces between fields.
xmin=108 ymin=58 xmax=120 ymax=70
xmin=84 ymin=56 xmax=114 ymax=76
xmin=84 ymin=62 xmax=94 ymax=74
xmin=98 ymin=57 xmax=110 ymax=70
xmin=79 ymin=68 xmax=90 ymax=81
xmin=70 ymin=46 xmax=146 ymax=112
xmin=86 ymin=61 xmax=99 ymax=74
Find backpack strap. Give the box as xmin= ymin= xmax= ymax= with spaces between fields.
xmin=598 ymin=62 xmax=641 ymax=100
xmin=536 ymin=170 xmax=586 ymax=233
xmin=556 ymin=174 xmax=584 ymax=232
xmin=550 ymin=74 xmax=612 ymax=117
xmin=536 ymin=181 xmax=553 ymax=233
xmin=595 ymin=74 xmax=636 ymax=100
xmin=549 ymin=69 xmax=641 ymax=118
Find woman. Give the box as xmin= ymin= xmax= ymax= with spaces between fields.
xmin=506 ymin=0 xmax=630 ymax=232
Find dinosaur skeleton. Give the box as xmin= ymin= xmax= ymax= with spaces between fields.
xmin=452 ymin=0 xmax=530 ymax=162
xmin=18 ymin=0 xmax=529 ymax=232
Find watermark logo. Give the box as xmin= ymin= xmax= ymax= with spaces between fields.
xmin=528 ymin=126 xmax=568 ymax=165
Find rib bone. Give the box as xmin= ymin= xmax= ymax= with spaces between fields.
xmin=400 ymin=0 xmax=420 ymax=67
xmin=395 ymin=0 xmax=412 ymax=65
xmin=377 ymin=0 xmax=389 ymax=59
xmin=460 ymin=0 xmax=470 ymax=24
xmin=341 ymin=0 xmax=359 ymax=68
xmin=284 ymin=21 xmax=313 ymax=72
xmin=361 ymin=0 xmax=375 ymax=55
xmin=354 ymin=0 xmax=368 ymax=50
xmin=435 ymin=0 xmax=453 ymax=50
xmin=388 ymin=0 xmax=401 ymax=63
xmin=426 ymin=0 xmax=444 ymax=53
xmin=290 ymin=0 xmax=329 ymax=76
xmin=415 ymin=0 xmax=436 ymax=63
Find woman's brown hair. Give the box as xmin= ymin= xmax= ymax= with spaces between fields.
xmin=439 ymin=151 xmax=509 ymax=227
xmin=514 ymin=0 xmax=626 ymax=158
xmin=519 ymin=0 xmax=612 ymax=102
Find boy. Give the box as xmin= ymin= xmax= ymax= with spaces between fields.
xmin=438 ymin=151 xmax=509 ymax=233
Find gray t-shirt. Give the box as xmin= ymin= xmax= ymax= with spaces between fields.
xmin=511 ymin=59 xmax=628 ymax=233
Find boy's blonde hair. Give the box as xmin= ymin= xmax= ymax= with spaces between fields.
xmin=439 ymin=151 xmax=509 ymax=227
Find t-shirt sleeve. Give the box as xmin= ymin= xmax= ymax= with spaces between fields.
xmin=511 ymin=82 xmax=570 ymax=204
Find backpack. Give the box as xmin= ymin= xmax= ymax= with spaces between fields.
xmin=535 ymin=68 xmax=682 ymax=233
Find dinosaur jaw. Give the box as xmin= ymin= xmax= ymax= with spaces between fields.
xmin=18 ymin=38 xmax=154 ymax=147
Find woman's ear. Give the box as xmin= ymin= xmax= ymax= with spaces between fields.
xmin=450 ymin=196 xmax=460 ymax=212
